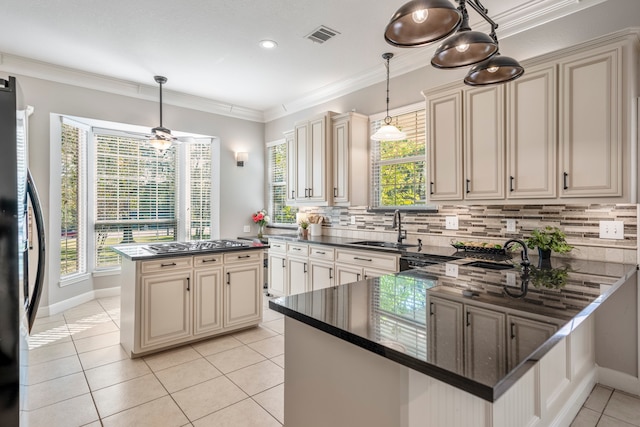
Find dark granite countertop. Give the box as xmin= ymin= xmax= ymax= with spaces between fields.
xmin=269 ymin=257 xmax=637 ymax=402
xmin=112 ymin=240 xmax=267 ymax=261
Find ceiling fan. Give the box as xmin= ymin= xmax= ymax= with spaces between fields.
xmin=148 ymin=75 xmax=176 ymax=150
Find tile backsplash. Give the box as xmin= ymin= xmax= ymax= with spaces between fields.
xmin=295 ymin=204 xmax=638 ymax=264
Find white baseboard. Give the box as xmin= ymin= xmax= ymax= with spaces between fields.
xmin=597 ymin=366 xmax=640 ymax=396
xmin=38 ymin=287 xmax=121 ymax=317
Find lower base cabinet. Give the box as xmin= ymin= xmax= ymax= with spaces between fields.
xmin=120 ymin=250 xmax=263 ymax=357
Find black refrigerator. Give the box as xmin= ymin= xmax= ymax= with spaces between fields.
xmin=0 ymin=76 xmax=46 ymax=426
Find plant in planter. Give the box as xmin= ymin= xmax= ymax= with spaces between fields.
xmin=298 ymin=220 xmax=309 ymax=238
xmin=524 ymin=226 xmax=573 ymax=261
xmin=529 ymin=265 xmax=571 ymax=289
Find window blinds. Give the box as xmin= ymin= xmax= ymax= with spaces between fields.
xmin=187 ymin=143 xmax=212 ymax=240
xmin=267 ymin=141 xmax=297 ymax=224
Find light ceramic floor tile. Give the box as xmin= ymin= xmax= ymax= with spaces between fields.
xmin=172 ymin=376 xmax=247 ymax=421
xmin=270 ymin=354 xmax=285 ymax=369
xmin=143 ymin=346 xmax=203 ymax=372
xmin=584 ymin=385 xmax=614 ymax=413
xmin=30 ymin=319 xmax=68 ymax=335
xmin=68 ymin=319 xmax=119 ymax=341
xmin=226 ymin=360 xmax=284 ymax=396
xmin=27 ymin=393 xmax=99 ymax=427
xmin=191 ymin=335 xmax=244 ymax=357
xmin=260 ymin=318 xmax=284 ymax=335
xmin=155 ymin=358 xmax=222 ymax=393
xmin=32 ymin=313 xmax=66 ymax=326
xmin=261 ymin=309 xmax=284 ymax=323
xmin=85 ymin=357 xmax=151 ymax=391
xmin=192 ymin=398 xmax=281 ymax=427
xmin=78 ymin=344 xmax=128 ymax=370
xmin=603 ymin=391 xmax=640 ymax=426
xmin=206 ymin=345 xmax=266 ymax=374
xmin=28 ymin=341 xmax=77 ymax=365
xmin=597 ymin=414 xmax=637 ymax=427
xmin=81 ymin=422 xmax=103 ymax=427
xmin=92 ymin=373 xmax=167 ymax=418
xmin=253 ymin=383 xmax=284 ymax=424
xmin=73 ymin=331 xmax=121 ymax=353
xmin=28 ymin=325 xmax=73 ymax=349
xmin=27 ymin=354 xmax=82 ymax=385
xmin=26 ymin=372 xmax=90 ymax=410
xmin=248 ymin=335 xmax=284 ymax=358
xmin=570 ymin=407 xmax=600 ymax=427
xmin=232 ymin=326 xmax=278 ymax=344
xmin=101 ymin=395 xmax=189 ymax=427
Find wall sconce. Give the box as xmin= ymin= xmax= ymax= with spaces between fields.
xmin=236 ymin=152 xmax=248 ymax=167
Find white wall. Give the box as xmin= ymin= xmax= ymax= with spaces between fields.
xmin=6 ymin=73 xmax=265 ymax=310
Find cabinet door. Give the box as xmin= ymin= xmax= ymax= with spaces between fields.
xmin=508 ymin=315 xmax=558 ymax=370
xmin=285 ymin=130 xmax=296 ymax=204
xmin=307 ymin=115 xmax=329 ymax=203
xmin=427 ymin=88 xmax=463 ymax=201
xmin=559 ymin=47 xmax=622 ymax=197
xmin=224 ymin=263 xmax=261 ymax=328
xmin=428 ymin=296 xmax=464 ymax=375
xmin=141 ymin=271 xmax=192 ymax=349
xmin=294 ymin=122 xmax=308 ymax=202
xmin=309 ymin=260 xmax=334 ymax=290
xmin=288 ymin=257 xmax=309 ymax=295
xmin=507 ymin=65 xmax=557 ymax=199
xmin=268 ymin=254 xmax=287 ymax=297
xmin=335 ymin=264 xmax=362 ymax=286
xmin=193 ymin=268 xmax=222 ymax=336
xmin=464 ymin=85 xmax=505 ymax=200
xmin=332 ymin=117 xmax=349 ymax=204
xmin=464 ymin=305 xmax=506 ymax=385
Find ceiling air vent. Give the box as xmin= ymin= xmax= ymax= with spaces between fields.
xmin=306 ymin=25 xmax=340 ymax=44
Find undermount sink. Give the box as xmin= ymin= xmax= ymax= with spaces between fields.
xmin=463 ymin=260 xmax=514 ymax=270
xmin=349 ymin=240 xmax=418 ymax=250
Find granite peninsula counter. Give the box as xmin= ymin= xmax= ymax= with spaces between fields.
xmin=269 ymin=257 xmax=637 ymax=427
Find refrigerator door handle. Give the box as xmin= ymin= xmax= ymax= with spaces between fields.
xmin=26 ymin=169 xmax=45 ymax=332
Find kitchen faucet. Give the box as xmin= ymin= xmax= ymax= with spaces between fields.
xmin=392 ymin=210 xmax=407 ymax=244
xmin=503 ymin=239 xmax=531 ymax=268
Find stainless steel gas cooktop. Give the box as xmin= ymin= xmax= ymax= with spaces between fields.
xmin=144 ymin=239 xmax=250 ymax=254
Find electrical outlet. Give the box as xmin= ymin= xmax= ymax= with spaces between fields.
xmin=506 ymin=219 xmax=516 ymax=233
xmin=243 ymin=225 xmax=251 ymax=233
xmin=445 ymin=216 xmax=458 ymax=230
xmin=599 ymin=220 xmax=624 ymax=239
xmin=350 ymin=216 xmax=356 ymax=225
xmin=505 ymin=272 xmax=516 ymax=287
xmin=445 ymin=263 xmax=458 ymax=278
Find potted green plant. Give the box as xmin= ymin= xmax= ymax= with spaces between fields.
xmin=524 ymin=226 xmax=573 ymax=262
xmin=298 ymin=220 xmax=309 ymax=238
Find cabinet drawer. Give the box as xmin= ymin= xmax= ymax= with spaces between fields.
xmin=223 ymin=250 xmax=262 ymax=265
xmin=287 ymin=243 xmax=309 ymax=257
xmin=309 ymin=246 xmax=335 ymax=261
xmin=141 ymin=256 xmax=192 ymax=274
xmin=268 ymin=240 xmax=287 ymax=254
xmin=193 ymin=254 xmax=223 ymax=268
xmin=335 ymin=249 xmax=398 ymax=271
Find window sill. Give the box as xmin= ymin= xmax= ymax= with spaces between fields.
xmin=367 ymin=206 xmax=439 ymax=214
xmin=93 ymin=268 xmax=121 ymax=277
xmin=59 ymin=273 xmax=91 ymax=288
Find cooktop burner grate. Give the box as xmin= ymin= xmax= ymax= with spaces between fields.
xmin=145 ymin=239 xmax=250 ymax=254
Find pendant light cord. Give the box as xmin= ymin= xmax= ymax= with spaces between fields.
xmin=383 ymin=52 xmax=393 ymax=126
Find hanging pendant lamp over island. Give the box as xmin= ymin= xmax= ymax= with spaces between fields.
xmin=371 ymin=53 xmax=407 ymax=142
xmin=149 ymin=75 xmax=174 ymax=151
xmin=385 ymin=0 xmax=524 ymax=85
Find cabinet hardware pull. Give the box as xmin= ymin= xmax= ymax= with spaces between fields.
xmin=510 ymin=322 xmax=516 ymax=339
xmin=354 ymin=257 xmax=372 ymax=262
xmin=329 ymin=268 xmax=333 ymax=279
xmin=202 ymin=259 xmax=216 ymax=263
xmin=237 ymin=255 xmax=251 ymax=259
xmin=186 ymin=277 xmax=190 ymax=291
xmin=317 ymin=251 xmax=325 ymax=254
xmin=364 ymin=275 xmax=369 ymax=280
xmin=466 ymin=179 xmax=471 ymax=194
xmin=281 ymin=259 xmax=286 ymax=268
xmin=509 ymin=176 xmax=514 ymax=192
xmin=429 ymin=302 xmax=434 ymax=316
xmin=466 ymin=311 xmax=470 ymax=327
xmin=291 ymin=190 xmax=295 ymax=198
xmin=161 ymin=262 xmax=176 ymax=267
xmin=308 ymin=187 xmax=313 ymax=197
xmin=430 ymin=182 xmax=434 ymax=195
xmin=304 ymin=188 xmax=309 ymax=198
xmin=356 ymin=274 xmax=361 ymax=281
xmin=226 ymin=272 xmax=231 ymax=285
xmin=333 ymin=187 xmax=337 ymax=197
xmin=563 ymin=172 xmax=569 ymax=190
xmin=304 ymin=263 xmax=307 ymax=273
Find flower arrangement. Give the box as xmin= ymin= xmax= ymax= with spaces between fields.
xmin=252 ymin=209 xmax=270 ymax=226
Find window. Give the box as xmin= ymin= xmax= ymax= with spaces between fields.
xmin=186 ymin=143 xmax=212 ymax=240
xmin=60 ymin=120 xmax=87 ymax=278
xmin=267 ymin=140 xmax=297 ymax=224
xmin=370 ymin=105 xmax=426 ymax=209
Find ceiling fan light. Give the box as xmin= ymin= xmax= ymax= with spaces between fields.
xmin=371 ymin=124 xmax=407 ymax=141
xmin=464 ymin=54 xmax=525 ymax=86
xmin=431 ymin=29 xmax=498 ymax=68
xmin=385 ymin=0 xmax=461 ymax=47
xmin=149 ymin=136 xmax=173 ymax=151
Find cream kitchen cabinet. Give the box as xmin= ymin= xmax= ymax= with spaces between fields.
xmin=287 ymin=242 xmax=310 ymax=295
xmin=284 ymin=130 xmax=296 ymax=205
xmin=267 ymin=240 xmax=287 ymax=297
xmin=331 ymin=112 xmax=369 ymax=206
xmin=308 ymin=245 xmax=335 ymax=290
xmin=559 ymin=45 xmax=622 ymax=197
xmin=464 ymin=304 xmax=507 ymax=385
xmin=506 ymin=65 xmax=557 ymax=199
xmin=507 ymin=314 xmax=558 ymax=370
xmin=193 ymin=254 xmax=223 ymax=336
xmin=223 ymin=251 xmax=262 ymax=328
xmin=290 ymin=112 xmax=334 ymax=205
xmin=334 ymin=248 xmax=399 ymax=285
xmin=428 ymin=295 xmax=464 ymax=375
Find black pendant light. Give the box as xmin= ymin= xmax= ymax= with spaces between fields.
xmin=371 ymin=53 xmax=407 ymax=141
xmin=464 ymin=53 xmax=524 ymax=86
xmin=431 ymin=0 xmax=498 ymax=68
xmin=149 ymin=75 xmax=174 ymax=151
xmin=384 ymin=0 xmax=462 ymax=47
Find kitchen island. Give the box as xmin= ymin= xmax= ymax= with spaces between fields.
xmin=269 ymin=257 xmax=637 ymax=427
xmin=113 ymin=240 xmax=266 ymax=357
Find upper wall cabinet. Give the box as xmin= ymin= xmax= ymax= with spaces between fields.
xmin=331 ymin=112 xmax=369 ymax=207
xmin=506 ymin=64 xmax=557 ymax=199
xmin=559 ymin=46 xmax=622 ymax=197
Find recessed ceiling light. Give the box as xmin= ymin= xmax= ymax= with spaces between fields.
xmin=259 ymin=40 xmax=278 ymax=49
